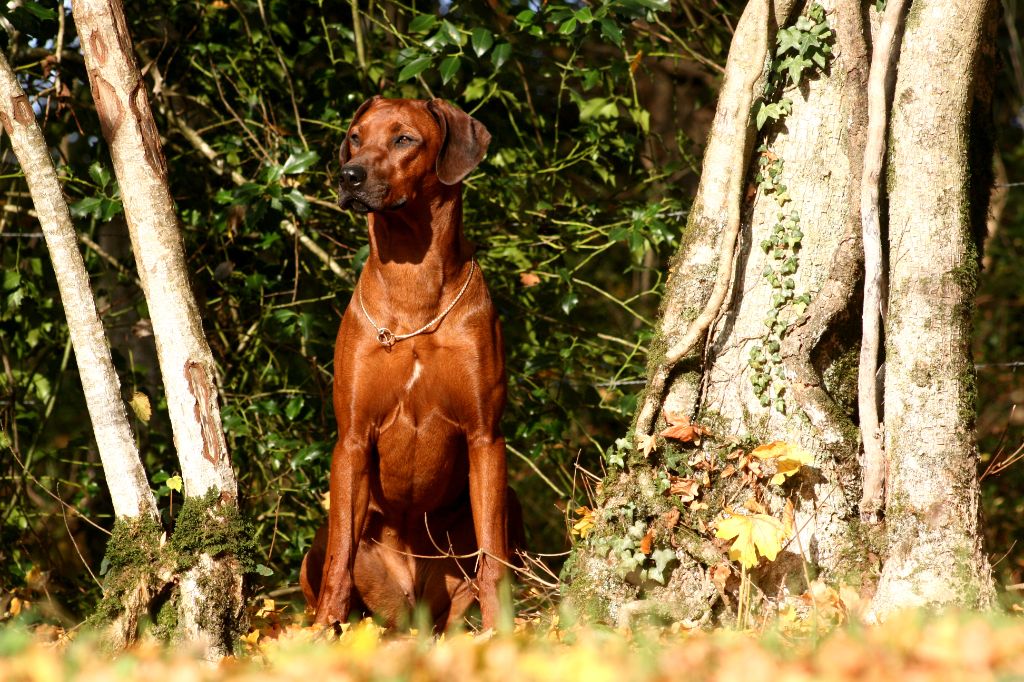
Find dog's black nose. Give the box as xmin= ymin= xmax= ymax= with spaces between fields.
xmin=341 ymin=164 xmax=367 ymax=188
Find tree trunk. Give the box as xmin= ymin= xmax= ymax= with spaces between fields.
xmin=73 ymin=0 xmax=244 ymax=656
xmin=0 ymin=49 xmax=162 ymax=650
xmin=868 ymin=0 xmax=996 ymax=617
xmin=567 ymin=0 xmax=995 ymax=626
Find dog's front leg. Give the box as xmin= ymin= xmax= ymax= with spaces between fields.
xmin=314 ymin=437 xmax=371 ymax=626
xmin=467 ymin=434 xmax=509 ymax=630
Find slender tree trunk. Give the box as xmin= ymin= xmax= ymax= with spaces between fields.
xmin=0 ymin=49 xmax=162 ymax=650
xmin=869 ymin=0 xmax=996 ymax=617
xmin=73 ymin=0 xmax=243 ymax=656
xmin=0 ymin=53 xmax=155 ymax=523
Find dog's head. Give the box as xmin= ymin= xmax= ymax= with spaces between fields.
xmin=337 ymin=97 xmax=491 ymax=213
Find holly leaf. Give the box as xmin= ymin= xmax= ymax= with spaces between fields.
xmin=715 ymin=510 xmax=787 ymax=569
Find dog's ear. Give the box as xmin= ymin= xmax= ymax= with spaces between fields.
xmin=339 ymin=96 xmax=380 ymax=164
xmin=427 ymin=99 xmax=491 ymax=185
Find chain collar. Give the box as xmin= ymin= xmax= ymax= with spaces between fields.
xmin=357 ymin=260 xmax=476 ymax=349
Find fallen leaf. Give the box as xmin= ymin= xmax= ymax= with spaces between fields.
xmin=721 ymin=463 xmax=737 ymax=478
xmin=640 ymin=528 xmax=654 ymax=555
xmin=715 ymin=510 xmax=787 ymax=569
xmin=750 ymin=441 xmax=814 ymax=485
xmin=783 ymin=499 xmax=795 ymax=537
xmin=129 ymin=391 xmax=151 ymax=423
xmin=669 ymin=476 xmax=699 ymax=502
xmin=662 ymin=508 xmax=680 ymax=530
xmin=711 ymin=563 xmax=732 ymax=595
xmin=660 ymin=411 xmax=710 ymax=445
xmin=519 ymin=272 xmax=541 ymax=287
xmin=571 ymin=507 xmax=595 ymax=538
xmin=635 ymin=433 xmax=656 ymax=458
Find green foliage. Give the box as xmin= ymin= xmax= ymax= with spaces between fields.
xmin=747 ymin=5 xmax=831 ymax=415
xmin=754 ymin=3 xmax=832 ymax=131
xmin=0 ymin=0 xmax=740 ymax=617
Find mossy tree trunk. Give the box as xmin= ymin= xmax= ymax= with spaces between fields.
xmin=73 ymin=0 xmax=245 ymax=657
xmin=868 ymin=0 xmax=997 ymax=616
xmin=567 ymin=0 xmax=995 ymax=625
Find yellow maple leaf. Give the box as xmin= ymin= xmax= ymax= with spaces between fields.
xmin=715 ymin=510 xmax=787 ymax=569
xmin=750 ymin=441 xmax=814 ymax=485
xmin=571 ymin=507 xmax=595 ymax=538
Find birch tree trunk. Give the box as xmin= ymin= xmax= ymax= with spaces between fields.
xmin=567 ymin=0 xmax=996 ymax=625
xmin=73 ymin=0 xmax=243 ymax=656
xmin=0 ymin=54 xmax=156 ymax=523
xmin=0 ymin=50 xmax=162 ymax=650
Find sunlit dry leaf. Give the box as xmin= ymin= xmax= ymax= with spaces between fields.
xmin=662 ymin=507 xmax=680 ymax=530
xmin=721 ymin=463 xmax=737 ymax=478
xmin=669 ymin=476 xmax=699 ymax=502
xmin=640 ymin=528 xmax=654 ymax=555
xmin=750 ymin=441 xmax=814 ymax=485
xmin=711 ymin=563 xmax=731 ymax=595
xmin=783 ymin=498 xmax=795 ymax=537
xmin=519 ymin=272 xmax=541 ymax=287
xmin=635 ymin=433 xmax=656 ymax=458
xmin=571 ymin=507 xmax=595 ymax=538
xmin=660 ymin=411 xmax=710 ymax=445
xmin=321 ymin=491 xmax=331 ymax=511
xmin=744 ymin=498 xmax=767 ymax=515
xmin=715 ymin=509 xmax=787 ymax=569
xmin=129 ymin=391 xmax=151 ymax=423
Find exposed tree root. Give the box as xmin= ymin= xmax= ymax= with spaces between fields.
xmin=858 ymin=0 xmax=908 ymax=523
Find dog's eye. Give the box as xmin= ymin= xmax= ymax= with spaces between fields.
xmin=349 ymin=133 xmax=361 ymax=146
xmin=394 ymin=135 xmax=414 ymax=146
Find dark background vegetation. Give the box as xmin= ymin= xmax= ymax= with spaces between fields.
xmin=0 ymin=0 xmax=1020 ymax=622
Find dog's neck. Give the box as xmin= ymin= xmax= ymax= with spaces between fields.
xmin=361 ymin=186 xmax=474 ymax=330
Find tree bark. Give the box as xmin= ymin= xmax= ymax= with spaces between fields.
xmin=73 ymin=0 xmax=243 ymax=656
xmin=0 ymin=52 xmax=156 ymax=522
xmin=868 ymin=0 xmax=996 ymax=617
xmin=569 ymin=0 xmax=997 ymax=625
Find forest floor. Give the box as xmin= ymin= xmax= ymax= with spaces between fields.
xmin=2 ymin=593 xmax=1024 ymax=681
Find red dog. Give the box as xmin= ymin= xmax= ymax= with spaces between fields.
xmin=300 ymin=97 xmax=522 ymax=631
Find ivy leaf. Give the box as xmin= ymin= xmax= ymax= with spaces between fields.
xmin=715 ymin=510 xmax=787 ymax=568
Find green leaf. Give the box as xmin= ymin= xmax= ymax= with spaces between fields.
xmin=559 ymin=17 xmax=577 ymax=35
xmin=514 ymin=9 xmax=535 ymax=24
xmin=70 ymin=197 xmax=103 ymax=217
xmin=491 ymin=42 xmax=511 ymax=69
xmin=471 ymin=27 xmax=493 ymax=57
xmin=254 ymin=563 xmax=274 ymax=577
xmin=88 ymin=162 xmax=111 ymax=188
xmin=21 ymin=2 xmax=56 ymax=20
xmin=398 ymin=56 xmax=432 ymax=82
xmin=281 ymin=150 xmax=320 ymax=175
xmin=599 ymin=19 xmax=623 ymax=46
xmin=286 ymin=190 xmax=309 ymax=218
xmin=440 ymin=55 xmax=461 ymax=84
xmin=408 ymin=13 xmax=437 ymax=33
xmin=575 ymin=7 xmax=594 ymax=23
